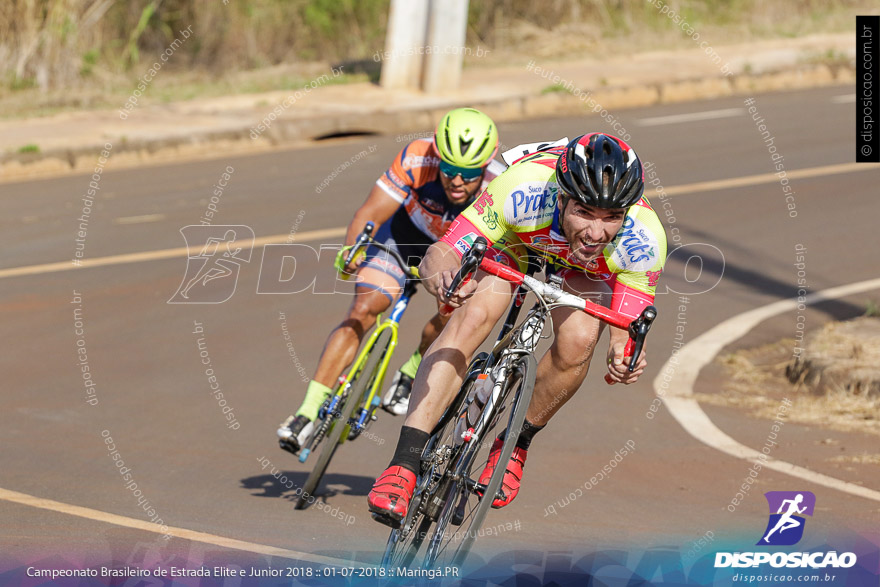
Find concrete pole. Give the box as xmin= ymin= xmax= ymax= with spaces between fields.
xmin=421 ymin=0 xmax=470 ymax=93
xmin=379 ymin=0 xmax=430 ymax=90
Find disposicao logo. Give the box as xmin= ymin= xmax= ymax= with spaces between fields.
xmin=757 ymin=491 xmax=814 ymax=546
xmin=714 ymin=491 xmax=858 ymax=569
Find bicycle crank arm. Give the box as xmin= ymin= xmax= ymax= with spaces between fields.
xmin=466 ymin=478 xmax=506 ymax=502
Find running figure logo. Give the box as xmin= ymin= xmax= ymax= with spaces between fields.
xmin=757 ymin=491 xmax=816 ymax=546
xmin=168 ymin=225 xmax=254 ymax=304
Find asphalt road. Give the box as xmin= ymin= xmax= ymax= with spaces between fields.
xmin=2 ymin=85 xmax=879 ymax=583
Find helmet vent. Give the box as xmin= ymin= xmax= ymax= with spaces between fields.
xmin=603 ymin=168 xmax=613 ymax=193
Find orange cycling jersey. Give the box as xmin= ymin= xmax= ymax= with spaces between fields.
xmin=376 ymin=138 xmax=506 ymax=250
xmin=441 ymin=146 xmax=667 ymax=319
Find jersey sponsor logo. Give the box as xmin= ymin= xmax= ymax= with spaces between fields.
xmin=615 ymin=216 xmax=656 ymax=265
xmin=453 ymin=232 xmax=478 ymax=255
xmin=473 ymin=191 xmax=495 ymax=214
xmin=646 ymin=269 xmax=661 ymax=287
xmin=403 ymin=155 xmax=440 ymax=168
xmin=482 ymin=209 xmax=500 ymax=231
xmin=420 ymin=198 xmax=445 ymax=213
xmin=384 ymin=169 xmax=408 ymax=190
xmin=528 ymin=234 xmax=565 ymax=252
xmin=506 ymin=185 xmax=557 ymax=224
xmin=492 ymin=252 xmax=512 ymax=267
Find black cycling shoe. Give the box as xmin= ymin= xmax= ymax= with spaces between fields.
xmin=277 ymin=415 xmax=314 ymax=455
xmin=381 ymin=371 xmax=413 ymax=416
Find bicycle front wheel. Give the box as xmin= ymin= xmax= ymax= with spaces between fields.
xmin=423 ymin=353 xmax=537 ymax=568
xmin=296 ymin=328 xmax=393 ymax=510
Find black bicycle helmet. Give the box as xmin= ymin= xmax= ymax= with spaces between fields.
xmin=556 ymin=133 xmax=644 ymax=208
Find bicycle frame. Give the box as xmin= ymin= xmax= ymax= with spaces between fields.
xmin=320 ymin=279 xmax=416 ymax=442
xmin=450 ymin=298 xmax=546 ymax=479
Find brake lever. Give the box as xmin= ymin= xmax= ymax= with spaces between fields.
xmin=605 ymin=305 xmax=657 ymax=385
xmin=344 ymin=221 xmax=374 ymax=267
xmin=626 ymin=306 xmax=656 ymax=371
xmin=441 ymin=237 xmax=488 ymax=312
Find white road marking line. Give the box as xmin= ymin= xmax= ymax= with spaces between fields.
xmin=657 ymin=277 xmax=880 ymax=502
xmin=636 ymin=108 xmax=745 ymax=126
xmin=0 ymin=486 xmax=358 ymax=567
xmin=0 ymin=227 xmax=346 ymax=280
xmin=831 ymin=94 xmax=856 ymax=103
xmin=113 ymin=214 xmax=166 ymax=224
xmin=3 ymin=161 xmax=879 ymax=280
xmin=664 ymin=161 xmax=880 ymax=197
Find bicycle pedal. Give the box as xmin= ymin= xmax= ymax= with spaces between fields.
xmin=370 ymin=511 xmax=403 ymax=530
xmin=279 ymin=441 xmax=298 ymax=457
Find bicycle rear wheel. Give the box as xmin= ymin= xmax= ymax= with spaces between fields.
xmin=296 ymin=329 xmax=392 ymax=510
xmin=422 ymin=353 xmax=536 ymax=568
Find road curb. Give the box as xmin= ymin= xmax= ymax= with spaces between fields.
xmin=0 ymin=63 xmax=853 ymax=182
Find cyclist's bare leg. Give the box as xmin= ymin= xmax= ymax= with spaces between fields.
xmin=311 ymin=267 xmax=401 ymax=388
xmin=416 ymin=304 xmax=452 ymax=355
xmin=525 ymin=274 xmax=611 ymax=427
xmin=403 ymin=271 xmax=514 ymax=432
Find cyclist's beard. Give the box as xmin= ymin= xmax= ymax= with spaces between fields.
xmin=441 ymin=175 xmax=482 ymax=205
xmin=559 ymin=202 xmax=618 ymax=265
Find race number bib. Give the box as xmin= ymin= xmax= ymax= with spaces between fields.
xmin=501 ymin=137 xmax=569 ymax=166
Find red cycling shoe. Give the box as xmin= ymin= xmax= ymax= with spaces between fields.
xmin=478 ymin=438 xmax=527 ymax=508
xmin=367 ymin=465 xmax=416 ymax=527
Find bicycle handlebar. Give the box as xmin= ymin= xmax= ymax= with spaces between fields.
xmin=444 ymin=242 xmax=657 ymax=384
xmin=443 ymin=237 xmax=488 ymax=300
xmin=343 ymin=222 xmax=420 ymax=281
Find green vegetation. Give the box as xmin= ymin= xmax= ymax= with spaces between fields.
xmin=0 ymin=0 xmax=873 ymax=119
xmin=18 ymin=144 xmax=40 ymax=153
xmin=541 ymin=83 xmax=571 ymax=95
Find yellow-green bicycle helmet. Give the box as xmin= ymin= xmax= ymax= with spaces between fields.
xmin=433 ymin=108 xmax=499 ymax=175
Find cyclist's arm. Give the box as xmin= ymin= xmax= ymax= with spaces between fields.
xmin=419 ymin=240 xmax=477 ymax=306
xmin=605 ymin=203 xmax=667 ymax=382
xmin=344 ymin=184 xmax=401 ymax=247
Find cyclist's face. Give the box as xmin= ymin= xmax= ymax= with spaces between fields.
xmin=562 ymin=199 xmax=627 ymax=265
xmin=439 ymin=169 xmax=484 ymax=205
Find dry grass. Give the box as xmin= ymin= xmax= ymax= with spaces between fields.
xmin=829 ymin=453 xmax=880 ymax=465
xmin=699 ymin=322 xmax=880 ymax=437
xmin=1 ymin=0 xmax=877 ymax=119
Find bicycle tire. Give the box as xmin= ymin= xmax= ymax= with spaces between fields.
xmin=423 ymin=353 xmax=537 ymax=568
xmin=380 ymin=354 xmax=486 ymax=567
xmin=296 ymin=328 xmax=393 ymax=510
xmin=380 ymin=504 xmax=433 ymax=569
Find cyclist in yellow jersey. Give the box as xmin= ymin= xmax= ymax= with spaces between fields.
xmin=368 ymin=133 xmax=667 ymax=525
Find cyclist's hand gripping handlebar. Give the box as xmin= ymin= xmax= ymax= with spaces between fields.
xmin=439 ymin=237 xmax=488 ymax=315
xmin=604 ymin=305 xmax=657 ymax=385
xmin=335 ymin=222 xmax=374 ymax=278
xmin=345 ymin=221 xmax=374 ymax=266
